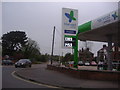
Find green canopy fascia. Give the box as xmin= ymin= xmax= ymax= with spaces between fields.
xmin=78 ymin=21 xmax=92 ymax=34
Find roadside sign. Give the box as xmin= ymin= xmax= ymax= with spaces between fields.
xmin=62 ymin=8 xmax=78 ymax=48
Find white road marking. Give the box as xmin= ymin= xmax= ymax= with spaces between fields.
xmin=11 ymin=71 xmax=60 ymax=88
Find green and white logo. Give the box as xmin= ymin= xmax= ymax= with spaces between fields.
xmin=65 ymin=11 xmax=76 ymax=23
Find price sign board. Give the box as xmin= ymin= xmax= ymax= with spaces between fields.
xmin=62 ymin=8 xmax=78 ymax=48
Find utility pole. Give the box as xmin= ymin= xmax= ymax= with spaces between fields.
xmin=51 ymin=26 xmax=55 ymax=65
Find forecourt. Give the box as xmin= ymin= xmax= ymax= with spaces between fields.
xmin=78 ymin=9 xmax=120 ymax=70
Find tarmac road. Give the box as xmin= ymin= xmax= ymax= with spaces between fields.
xmin=2 ymin=65 xmax=52 ymax=89
xmin=15 ymin=63 xmax=120 ymax=89
xmin=2 ymin=64 xmax=119 ymax=89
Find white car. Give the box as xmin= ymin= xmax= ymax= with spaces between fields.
xmin=85 ymin=61 xmax=90 ymax=66
xmin=78 ymin=61 xmax=84 ymax=66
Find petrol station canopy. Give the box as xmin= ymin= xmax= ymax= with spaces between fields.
xmin=78 ymin=9 xmax=119 ymax=44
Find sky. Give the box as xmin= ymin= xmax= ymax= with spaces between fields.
xmin=1 ymin=1 xmax=119 ymax=56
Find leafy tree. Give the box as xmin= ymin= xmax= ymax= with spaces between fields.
xmin=2 ymin=31 xmax=28 ymax=56
xmin=21 ymin=38 xmax=41 ymax=60
xmin=52 ymin=55 xmax=59 ymax=61
xmin=44 ymin=53 xmax=50 ymax=61
xmin=79 ymin=48 xmax=94 ymax=62
xmin=39 ymin=55 xmax=47 ymax=62
xmin=62 ymin=53 xmax=74 ymax=62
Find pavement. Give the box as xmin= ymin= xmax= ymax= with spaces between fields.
xmin=14 ymin=63 xmax=120 ymax=89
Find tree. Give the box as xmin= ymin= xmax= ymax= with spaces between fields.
xmin=2 ymin=31 xmax=28 ymax=56
xmin=21 ymin=38 xmax=41 ymax=60
xmin=79 ymin=48 xmax=94 ymax=63
xmin=62 ymin=53 xmax=74 ymax=62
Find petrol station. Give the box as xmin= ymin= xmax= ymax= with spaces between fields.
xmin=62 ymin=6 xmax=120 ymax=70
xmin=78 ymin=9 xmax=120 ymax=70
xmin=47 ymin=7 xmax=120 ymax=85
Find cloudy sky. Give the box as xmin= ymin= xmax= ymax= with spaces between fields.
xmin=2 ymin=1 xmax=118 ymax=56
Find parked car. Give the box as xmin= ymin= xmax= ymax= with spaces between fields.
xmin=68 ymin=61 xmax=74 ymax=67
xmin=15 ymin=59 xmax=32 ymax=68
xmin=84 ymin=61 xmax=90 ymax=66
xmin=2 ymin=60 xmax=13 ymax=65
xmin=85 ymin=61 xmax=90 ymax=66
xmin=78 ymin=61 xmax=84 ymax=66
xmin=90 ymin=61 xmax=97 ymax=66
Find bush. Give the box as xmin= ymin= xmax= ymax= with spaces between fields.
xmin=39 ymin=55 xmax=47 ymax=62
xmin=32 ymin=61 xmax=42 ymax=64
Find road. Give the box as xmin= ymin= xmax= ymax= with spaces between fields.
xmin=2 ymin=65 xmax=50 ymax=89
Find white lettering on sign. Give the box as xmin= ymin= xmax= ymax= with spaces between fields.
xmin=64 ymin=37 xmax=72 ymax=41
xmin=62 ymin=8 xmax=78 ymax=49
xmin=64 ymin=23 xmax=77 ymax=29
xmin=64 ymin=43 xmax=72 ymax=47
xmin=92 ymin=10 xmax=118 ymax=29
